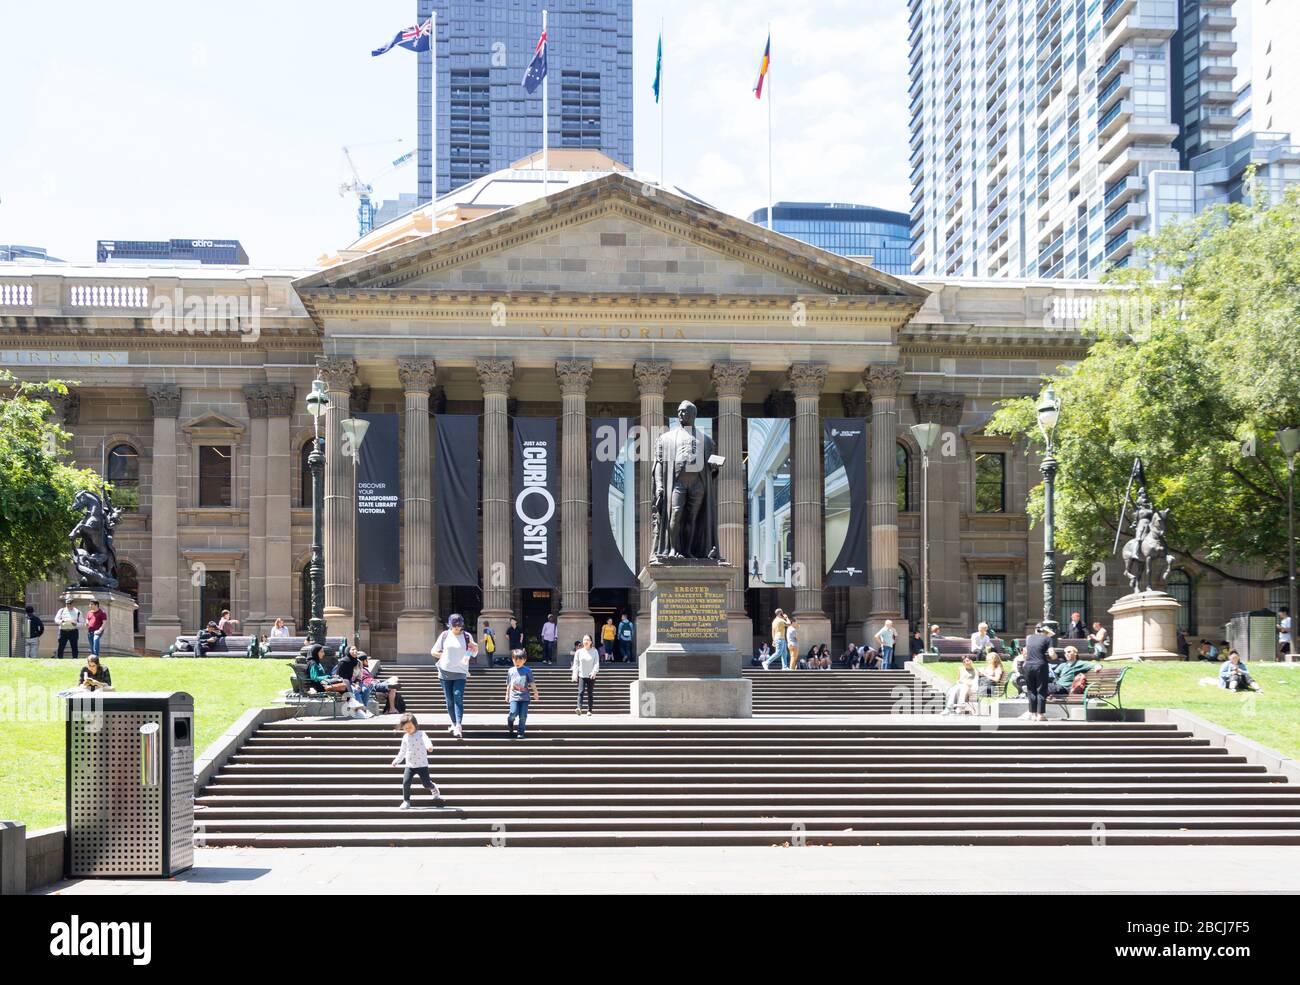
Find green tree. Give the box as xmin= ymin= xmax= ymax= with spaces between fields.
xmin=0 ymin=372 xmax=112 ymax=600
xmin=989 ymin=184 xmax=1300 ymax=588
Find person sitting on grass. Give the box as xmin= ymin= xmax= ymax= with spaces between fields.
xmin=1197 ymin=639 xmax=1220 ymax=663
xmin=77 ymin=655 xmax=113 ymax=691
xmin=1220 ymin=650 xmax=1262 ymax=692
xmin=944 ymin=656 xmax=981 ymax=714
xmin=1049 ymin=645 xmax=1101 ymax=695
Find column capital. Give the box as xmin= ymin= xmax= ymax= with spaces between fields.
xmin=147 ymin=385 xmax=181 ymax=418
xmin=788 ymin=362 xmax=828 ymax=399
xmin=263 ymin=384 xmax=295 ymax=417
xmin=912 ymin=391 xmax=963 ymax=426
xmin=475 ymin=357 xmax=514 ymax=396
xmin=710 ymin=361 xmax=751 ymax=399
xmin=841 ymin=391 xmax=872 ymax=417
xmin=864 ymin=363 xmax=904 ymax=400
xmin=397 ymin=357 xmax=438 ymax=392
xmin=555 ymin=358 xmax=594 ymax=396
xmin=634 ymin=359 xmax=672 ymax=397
xmin=242 ymin=383 xmax=270 ymax=419
xmin=316 ymin=357 xmax=357 ymax=391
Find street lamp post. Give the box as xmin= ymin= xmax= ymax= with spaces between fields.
xmin=302 ymin=379 xmax=330 ymax=656
xmin=910 ymin=422 xmax=941 ymax=652
xmin=340 ymin=417 xmax=370 ymax=650
xmin=1037 ymin=385 xmax=1062 ymax=633
xmin=1278 ymin=427 xmax=1300 ymax=661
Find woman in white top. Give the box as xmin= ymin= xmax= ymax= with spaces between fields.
xmin=944 ymin=656 xmax=981 ymax=714
xmin=431 ymin=613 xmax=477 ymax=738
xmin=270 ymin=618 xmax=291 ymax=638
xmin=572 ymin=633 xmax=600 ymax=715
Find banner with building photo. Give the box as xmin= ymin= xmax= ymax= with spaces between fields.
xmin=512 ymin=416 xmax=558 ymax=588
xmin=355 ymin=412 xmax=401 ymax=584
xmin=434 ymin=414 xmax=479 ymax=587
xmin=590 ymin=417 xmax=639 ymax=588
xmin=823 ymin=417 xmax=869 ymax=586
xmin=746 ymin=418 xmax=792 ymax=588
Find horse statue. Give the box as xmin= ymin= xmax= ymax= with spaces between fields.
xmin=1118 ymin=480 xmax=1175 ymax=595
xmin=69 ymin=487 xmax=122 ymax=589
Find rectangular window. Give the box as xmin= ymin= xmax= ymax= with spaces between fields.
xmin=198 ymin=445 xmax=232 ymax=507
xmin=1059 ymin=581 xmax=1088 ymax=634
xmin=199 ymin=570 xmax=231 ymax=630
xmin=975 ymin=452 xmax=1006 ymax=513
xmin=977 ymin=575 xmax=1007 ymax=633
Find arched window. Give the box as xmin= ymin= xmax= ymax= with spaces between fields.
xmin=299 ymin=439 xmax=316 ymax=508
xmin=896 ymin=443 xmax=910 ymax=512
xmin=107 ymin=443 xmax=139 ymax=487
xmin=1166 ymin=569 xmax=1193 ymax=633
xmin=899 ymin=564 xmax=912 ymax=626
xmin=117 ymin=562 xmax=140 ymax=633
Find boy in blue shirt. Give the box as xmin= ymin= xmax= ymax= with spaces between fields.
xmin=506 ymin=651 xmax=540 ymax=738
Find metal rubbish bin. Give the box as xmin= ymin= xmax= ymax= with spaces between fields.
xmin=65 ymin=691 xmax=194 ymax=878
xmin=1225 ymin=609 xmax=1278 ymax=664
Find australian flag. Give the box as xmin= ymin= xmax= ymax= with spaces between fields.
xmin=521 ymin=30 xmax=547 ymax=93
xmin=372 ymin=18 xmax=432 ymax=57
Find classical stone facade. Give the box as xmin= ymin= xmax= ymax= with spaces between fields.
xmin=1 ymin=173 xmax=1273 ymax=656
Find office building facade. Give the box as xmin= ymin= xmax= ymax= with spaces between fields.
xmin=417 ymin=0 xmax=632 ymax=202
xmin=748 ymin=203 xmax=913 ymax=276
xmin=96 ymin=239 xmax=250 ymax=266
xmin=908 ymin=0 xmax=1240 ymax=278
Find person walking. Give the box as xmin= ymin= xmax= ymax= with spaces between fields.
xmin=54 ymin=597 xmax=83 ymax=660
xmin=23 ymin=605 xmax=44 ymax=658
xmin=600 ymin=617 xmax=617 ymax=661
xmin=875 ymin=619 xmax=898 ymax=670
xmin=431 ymin=614 xmax=477 ymax=739
xmin=785 ymin=617 xmax=800 ymax=671
xmin=617 ymin=613 xmax=635 ymax=662
xmin=572 ymin=633 xmax=600 ymax=715
xmin=772 ymin=608 xmax=791 ymax=669
xmin=391 ymin=713 xmax=444 ymax=810
xmin=505 ymin=650 xmax=539 ymax=738
xmin=1020 ymin=624 xmax=1057 ymax=722
xmin=505 ymin=616 xmax=525 ymax=660
xmin=85 ymin=600 xmax=106 ymax=658
xmin=540 ymin=613 xmax=558 ymax=665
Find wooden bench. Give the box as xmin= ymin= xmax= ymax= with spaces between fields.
xmin=166 ymin=634 xmax=347 ymax=659
xmin=1046 ymin=666 xmax=1128 ymax=717
xmin=928 ymin=636 xmax=1011 ymax=661
xmin=286 ymin=663 xmax=348 ymax=719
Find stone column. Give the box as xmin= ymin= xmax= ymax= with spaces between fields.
xmin=712 ymin=361 xmax=751 ymax=651
xmin=912 ymin=392 xmax=964 ymax=633
xmin=556 ymin=358 xmax=594 ymax=650
xmin=476 ymin=358 xmax=514 ymax=649
xmin=843 ymin=392 xmax=874 ymax=644
xmin=397 ymin=358 xmax=440 ymax=660
xmin=867 ymin=364 xmax=905 ymax=639
xmin=317 ymin=358 xmax=357 ymax=642
xmin=144 ymin=385 xmax=182 ymax=652
xmin=634 ymin=360 xmax=672 ymax=627
xmin=790 ymin=363 xmax=831 ymax=648
xmin=242 ymin=385 xmax=270 ymax=635
xmin=263 ymin=385 xmax=295 ymax=632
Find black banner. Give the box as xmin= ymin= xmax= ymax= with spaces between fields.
xmin=435 ymin=414 xmax=479 ymax=587
xmin=824 ymin=417 xmax=868 ymax=586
xmin=512 ymin=416 xmax=558 ymax=588
xmin=590 ymin=417 xmax=639 ymax=588
xmin=355 ymin=412 xmax=400 ymax=584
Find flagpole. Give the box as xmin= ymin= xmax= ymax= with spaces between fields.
xmin=766 ymin=25 xmax=773 ymax=231
xmin=542 ymin=8 xmax=549 ymax=196
xmin=431 ymin=11 xmax=437 ymax=201
xmin=659 ymin=18 xmax=665 ymax=188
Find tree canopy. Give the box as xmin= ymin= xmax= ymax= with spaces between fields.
xmin=989 ymin=183 xmax=1300 ymax=587
xmin=0 ymin=372 xmax=113 ymax=601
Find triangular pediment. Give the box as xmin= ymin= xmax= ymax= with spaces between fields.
xmin=294 ymin=173 xmax=928 ymax=311
xmin=181 ymin=411 xmax=244 ymax=436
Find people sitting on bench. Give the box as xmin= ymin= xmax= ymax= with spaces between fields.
xmin=1049 ymin=645 xmax=1100 ymax=695
xmin=196 ymin=621 xmax=225 ymax=657
xmin=944 ymin=656 xmax=982 ymax=714
xmin=1220 ymin=650 xmax=1262 ymax=692
xmin=305 ymin=644 xmax=348 ymax=697
xmin=246 ymin=634 xmax=271 ymax=659
xmin=979 ymin=650 xmax=1006 ymax=696
xmin=271 ymin=617 xmax=291 ymax=638
xmin=356 ymin=652 xmax=400 ymax=713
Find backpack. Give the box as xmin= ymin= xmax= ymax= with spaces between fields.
xmin=29 ymin=615 xmax=45 ymax=638
xmin=485 ymin=631 xmax=495 ymax=653
xmin=1070 ymin=673 xmax=1088 ymax=695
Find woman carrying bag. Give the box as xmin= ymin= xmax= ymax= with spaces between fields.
xmin=431 ymin=613 xmax=478 ymax=739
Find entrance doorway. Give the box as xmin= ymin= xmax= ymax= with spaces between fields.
xmin=590 ymin=587 xmax=635 ymax=661
xmin=520 ymin=589 xmax=554 ymax=650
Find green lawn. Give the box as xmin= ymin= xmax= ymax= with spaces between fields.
xmin=0 ymin=657 xmax=292 ymax=831
xmin=920 ymin=659 xmax=1300 ymax=760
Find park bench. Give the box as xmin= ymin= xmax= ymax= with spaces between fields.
xmin=1046 ymin=666 xmax=1128 ymax=717
xmin=285 ymin=662 xmax=349 ymax=719
xmin=166 ymin=633 xmax=347 ymax=659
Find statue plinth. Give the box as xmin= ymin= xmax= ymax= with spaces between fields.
xmin=1108 ymin=591 xmax=1181 ymax=662
xmin=65 ymin=587 xmax=138 ymax=657
xmin=632 ymin=563 xmax=751 ymax=718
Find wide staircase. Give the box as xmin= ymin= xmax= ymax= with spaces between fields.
xmin=195 ymin=719 xmax=1300 ymax=846
xmin=381 ymin=665 xmax=940 ymax=716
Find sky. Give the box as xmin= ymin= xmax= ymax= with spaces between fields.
xmin=0 ymin=1 xmax=911 ymax=268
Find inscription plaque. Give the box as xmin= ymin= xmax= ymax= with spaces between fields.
xmin=653 ymin=582 xmax=727 ymax=646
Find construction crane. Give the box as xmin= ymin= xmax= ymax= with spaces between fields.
xmin=339 ymin=140 xmax=415 ymax=237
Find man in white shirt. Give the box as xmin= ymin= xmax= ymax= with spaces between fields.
xmin=875 ymin=619 xmax=898 ymax=670
xmin=1280 ymin=607 xmax=1293 ymax=661
xmin=969 ymin=622 xmax=994 ymax=656
xmin=54 ymin=597 xmax=83 ymax=660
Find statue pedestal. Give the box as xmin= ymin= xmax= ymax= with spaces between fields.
xmin=1108 ymin=591 xmax=1181 ymax=661
xmin=632 ymin=563 xmax=752 ymax=718
xmin=66 ymin=588 xmax=138 ymax=657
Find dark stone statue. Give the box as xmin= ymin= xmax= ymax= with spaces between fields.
xmin=650 ymin=401 xmax=722 ymax=563
xmin=1116 ymin=457 xmax=1175 ymax=595
xmin=69 ymin=487 xmax=122 ymax=589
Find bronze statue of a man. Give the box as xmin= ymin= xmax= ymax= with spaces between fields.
xmin=650 ymin=400 xmax=722 ymax=561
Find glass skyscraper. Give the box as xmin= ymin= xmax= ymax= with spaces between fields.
xmin=907 ymin=0 xmax=1240 ymax=278
xmin=748 ymin=202 xmax=913 ymax=276
xmin=418 ymin=0 xmax=632 ymax=202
